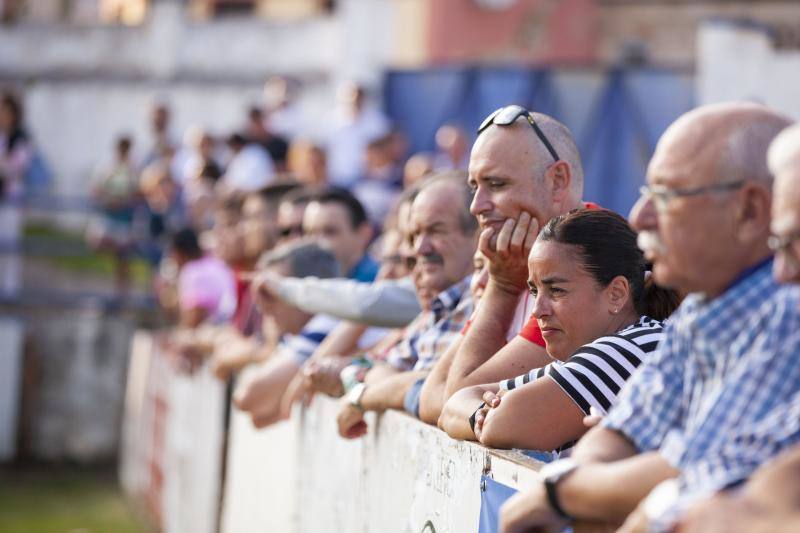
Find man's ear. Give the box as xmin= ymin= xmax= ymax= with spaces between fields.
xmin=546 ymin=161 xmax=572 ymax=204
xmin=734 ymin=183 xmax=771 ymax=245
xmin=606 ymin=275 xmax=631 ymax=314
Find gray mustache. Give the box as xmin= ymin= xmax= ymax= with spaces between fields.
xmin=417 ymin=253 xmax=444 ymax=266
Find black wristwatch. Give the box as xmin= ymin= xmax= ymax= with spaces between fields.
xmin=539 ymin=458 xmax=578 ymax=520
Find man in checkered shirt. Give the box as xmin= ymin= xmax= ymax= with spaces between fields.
xmin=499 ymin=103 xmax=800 ymax=533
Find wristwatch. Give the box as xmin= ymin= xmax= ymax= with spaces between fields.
xmin=539 ymin=458 xmax=578 ymax=520
xmin=347 ymin=382 xmax=367 ymax=411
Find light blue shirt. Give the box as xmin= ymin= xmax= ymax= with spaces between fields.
xmin=602 ymin=258 xmax=800 ymax=530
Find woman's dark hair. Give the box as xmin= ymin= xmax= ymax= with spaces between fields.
xmin=538 ymin=209 xmax=681 ymax=321
xmin=1 ymin=91 xmax=27 ymax=152
xmin=171 ymin=228 xmax=203 ymax=259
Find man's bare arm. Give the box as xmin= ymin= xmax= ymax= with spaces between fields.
xmin=418 ymin=335 xmax=462 ymax=425
xmin=361 ymin=370 xmax=430 ymax=412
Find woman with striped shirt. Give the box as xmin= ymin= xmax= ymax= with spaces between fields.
xmin=439 ymin=209 xmax=680 ymax=452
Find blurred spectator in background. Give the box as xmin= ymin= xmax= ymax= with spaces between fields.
xmin=263 ymin=76 xmax=306 ymax=141
xmin=143 ymin=101 xmax=175 ymax=167
xmin=275 ymin=187 xmax=313 ymax=246
xmin=0 ymin=90 xmax=32 ymax=295
xmin=179 ymin=127 xmax=221 ymax=187
xmin=86 ymin=135 xmax=140 ymax=295
xmin=325 ymin=82 xmax=391 ymax=188
xmin=234 ymin=241 xmax=340 ymax=428
xmin=335 ymin=172 xmax=478 ymax=438
xmin=353 ymin=134 xmax=402 ymax=225
xmin=433 ymin=123 xmax=469 ymax=170
xmin=171 ymin=227 xmax=236 ymax=329
xmin=222 ymin=133 xmax=275 ymax=193
xmin=139 ymin=160 xmax=186 ymax=267
xmin=303 ymin=188 xmax=378 ymax=281
xmin=244 ymin=106 xmax=288 ymax=172
xmin=287 ymin=140 xmax=327 ymax=187
xmin=403 ymin=152 xmax=434 ymax=190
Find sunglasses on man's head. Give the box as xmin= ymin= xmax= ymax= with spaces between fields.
xmin=477 ymin=105 xmax=560 ymax=162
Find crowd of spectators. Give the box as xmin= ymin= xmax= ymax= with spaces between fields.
xmin=11 ymin=73 xmax=800 ymax=531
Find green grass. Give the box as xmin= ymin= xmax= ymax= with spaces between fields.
xmin=23 ymin=222 xmax=152 ymax=287
xmin=0 ymin=466 xmax=148 ymax=533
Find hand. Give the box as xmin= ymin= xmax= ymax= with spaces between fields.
xmin=250 ymin=270 xmax=284 ymax=313
xmin=336 ymin=400 xmax=368 ymax=439
xmin=279 ymin=372 xmax=313 ymax=420
xmin=583 ymin=406 xmax=603 ymax=429
xmin=473 ymin=389 xmax=506 ymax=439
xmin=500 ymin=481 xmax=567 ymax=533
xmin=305 ymin=358 xmax=350 ymax=397
xmin=479 ymin=212 xmax=539 ymax=295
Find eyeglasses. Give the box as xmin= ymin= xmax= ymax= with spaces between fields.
xmin=279 ymin=224 xmax=304 ymax=238
xmin=768 ymin=233 xmax=800 ymax=272
xmin=639 ymin=180 xmax=746 ymax=211
xmin=477 ymin=105 xmax=560 ymax=162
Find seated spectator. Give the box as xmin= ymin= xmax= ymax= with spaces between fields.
xmin=325 ymin=82 xmax=391 ymax=188
xmin=244 ymin=106 xmax=289 ymax=172
xmin=419 ymin=106 xmax=591 ymax=425
xmin=85 ymin=135 xmax=140 ymax=294
xmin=353 ymin=134 xmax=402 ymax=225
xmin=170 ymin=228 xmax=237 ymax=329
xmin=275 ymin=187 xmax=313 ymax=246
xmin=221 ymin=133 xmax=275 ymax=193
xmin=303 ymin=187 xmax=378 ymax=282
xmin=334 ymin=171 xmax=478 ymax=438
xmin=439 ymin=209 xmax=679 ymax=453
xmin=402 ymin=152 xmax=434 ymax=189
xmin=138 ymin=160 xmax=186 ymax=267
xmin=251 ymin=188 xmax=420 ymax=329
xmin=233 ymin=241 xmax=340 ymax=428
xmin=661 ymin=122 xmax=800 ymax=533
xmin=433 ymin=123 xmax=469 ymax=170
xmin=286 ymin=140 xmax=327 ymax=187
xmin=499 ymin=103 xmax=800 ymax=533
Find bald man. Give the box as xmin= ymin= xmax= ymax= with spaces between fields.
xmin=418 ymin=106 xmax=592 ymax=424
xmin=666 ymin=124 xmax=800 ymax=533
xmin=500 ymin=103 xmax=800 ymax=533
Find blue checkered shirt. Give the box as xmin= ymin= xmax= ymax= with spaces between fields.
xmin=387 ymin=276 xmax=473 ymax=372
xmin=602 ymin=259 xmax=800 ymax=530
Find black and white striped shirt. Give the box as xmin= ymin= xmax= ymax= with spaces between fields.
xmin=499 ymin=316 xmax=664 ymax=416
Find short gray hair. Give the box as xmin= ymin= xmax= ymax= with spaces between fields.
xmin=415 ymin=169 xmax=478 ymax=235
xmin=258 ymin=240 xmax=340 ymax=278
xmin=718 ymin=115 xmax=794 ymax=186
xmin=531 ymin=113 xmax=584 ymax=197
xmin=768 ymin=122 xmax=800 ymax=177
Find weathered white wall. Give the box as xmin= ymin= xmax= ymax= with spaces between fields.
xmin=0 ymin=318 xmax=24 ymax=461
xmin=220 ymin=378 xmax=543 ymax=533
xmin=121 ymin=331 xmax=544 ymax=533
xmin=698 ymin=19 xmax=800 ymax=119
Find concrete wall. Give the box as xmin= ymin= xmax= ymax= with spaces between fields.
xmin=120 ymin=331 xmax=544 ymax=533
xmin=24 ymin=307 xmax=137 ymax=461
xmin=697 ymin=19 xmax=800 ymax=120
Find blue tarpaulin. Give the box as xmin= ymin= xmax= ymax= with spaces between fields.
xmin=384 ymin=67 xmax=694 ymax=217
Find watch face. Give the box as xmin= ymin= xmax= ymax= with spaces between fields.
xmin=542 ymin=459 xmax=576 ymax=482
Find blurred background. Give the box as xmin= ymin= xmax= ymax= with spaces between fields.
xmin=1 ymin=1 xmax=799 ymax=532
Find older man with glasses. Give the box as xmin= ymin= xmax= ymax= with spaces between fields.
xmin=667 ymin=123 xmax=800 ymax=533
xmin=418 ymin=105 xmax=599 ymax=424
xmin=499 ymin=102 xmax=800 ymax=533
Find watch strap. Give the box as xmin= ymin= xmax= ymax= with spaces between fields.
xmin=545 ymin=476 xmax=573 ymax=520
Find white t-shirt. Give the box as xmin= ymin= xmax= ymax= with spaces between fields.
xmin=224 ymin=144 xmax=275 ymax=192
